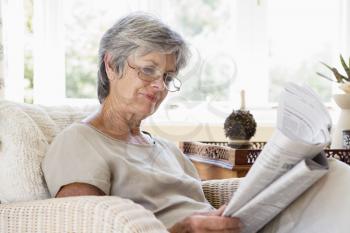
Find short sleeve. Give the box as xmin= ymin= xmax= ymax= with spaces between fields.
xmin=42 ymin=127 xmax=111 ymax=197
xmin=180 ymin=153 xmax=201 ymax=180
xmin=160 ymin=138 xmax=201 ymax=180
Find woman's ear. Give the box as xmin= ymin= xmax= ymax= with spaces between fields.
xmin=104 ymin=52 xmax=117 ymax=81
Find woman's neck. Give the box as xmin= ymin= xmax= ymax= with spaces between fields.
xmin=85 ymin=98 xmax=147 ymax=143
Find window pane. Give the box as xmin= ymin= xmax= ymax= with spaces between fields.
xmin=64 ymin=0 xmax=105 ymax=98
xmin=267 ymin=0 xmax=341 ymax=102
xmin=168 ymin=0 xmax=238 ymax=102
xmin=64 ymin=0 xmax=238 ymax=101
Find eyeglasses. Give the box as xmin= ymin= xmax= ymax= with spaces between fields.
xmin=127 ymin=60 xmax=182 ymax=92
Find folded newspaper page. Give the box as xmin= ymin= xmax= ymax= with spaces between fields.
xmin=222 ymin=83 xmax=331 ymax=233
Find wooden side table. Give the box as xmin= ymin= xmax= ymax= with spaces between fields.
xmin=189 ymin=161 xmax=239 ymax=180
xmin=179 ymin=141 xmax=260 ymax=180
xmin=179 ymin=141 xmax=350 ymax=180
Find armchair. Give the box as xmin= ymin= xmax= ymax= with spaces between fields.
xmin=0 ymin=100 xmax=241 ymax=232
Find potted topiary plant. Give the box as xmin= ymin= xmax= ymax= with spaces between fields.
xmin=317 ymin=54 xmax=350 ymax=148
xmin=224 ymin=90 xmax=257 ymax=149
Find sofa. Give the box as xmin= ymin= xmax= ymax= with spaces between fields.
xmin=0 ymin=100 xmax=241 ymax=232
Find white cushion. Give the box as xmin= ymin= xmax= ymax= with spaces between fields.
xmin=0 ymin=100 xmax=96 ymax=203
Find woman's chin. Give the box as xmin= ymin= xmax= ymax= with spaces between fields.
xmin=138 ymin=106 xmax=157 ymax=118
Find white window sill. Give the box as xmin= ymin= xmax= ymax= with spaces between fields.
xmin=41 ymin=98 xmax=341 ymax=143
xmin=144 ymin=103 xmax=341 ymax=143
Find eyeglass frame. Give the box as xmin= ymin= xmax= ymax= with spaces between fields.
xmin=126 ymin=60 xmax=182 ymax=92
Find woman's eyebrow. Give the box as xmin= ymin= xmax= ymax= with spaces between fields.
xmin=142 ymin=59 xmax=176 ymax=73
xmin=142 ymin=59 xmax=159 ymax=66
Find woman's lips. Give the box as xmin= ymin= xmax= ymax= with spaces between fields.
xmin=143 ymin=93 xmax=157 ymax=103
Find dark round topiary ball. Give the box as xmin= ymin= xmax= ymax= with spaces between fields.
xmin=224 ymin=109 xmax=257 ymax=140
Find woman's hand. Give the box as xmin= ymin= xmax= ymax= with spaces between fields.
xmin=168 ymin=205 xmax=242 ymax=233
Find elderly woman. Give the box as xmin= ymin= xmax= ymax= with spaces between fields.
xmin=42 ymin=13 xmax=241 ymax=233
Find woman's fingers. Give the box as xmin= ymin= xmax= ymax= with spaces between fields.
xmin=197 ymin=204 xmax=227 ymax=216
xmin=187 ymin=215 xmax=242 ymax=232
xmin=203 ymin=216 xmax=241 ymax=231
xmin=211 ymin=204 xmax=227 ymax=216
xmin=207 ymin=230 xmax=241 ymax=233
xmin=169 ymin=209 xmax=243 ymax=233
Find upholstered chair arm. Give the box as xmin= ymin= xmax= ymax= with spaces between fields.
xmin=202 ymin=178 xmax=242 ymax=209
xmin=0 ymin=196 xmax=167 ymax=233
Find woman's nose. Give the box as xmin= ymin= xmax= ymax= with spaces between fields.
xmin=151 ymin=77 xmax=166 ymax=90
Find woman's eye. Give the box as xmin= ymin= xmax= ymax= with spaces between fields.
xmin=164 ymin=75 xmax=174 ymax=84
xmin=141 ymin=67 xmax=156 ymax=76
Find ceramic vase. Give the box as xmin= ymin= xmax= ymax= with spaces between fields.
xmin=331 ymin=94 xmax=350 ymax=148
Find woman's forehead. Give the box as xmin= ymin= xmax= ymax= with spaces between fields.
xmin=131 ymin=51 xmax=176 ymax=70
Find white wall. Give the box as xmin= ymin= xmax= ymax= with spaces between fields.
xmin=143 ymin=124 xmax=275 ymax=143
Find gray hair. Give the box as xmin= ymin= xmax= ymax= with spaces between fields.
xmin=97 ymin=12 xmax=190 ymax=103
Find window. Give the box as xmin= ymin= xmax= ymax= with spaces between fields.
xmin=267 ymin=0 xmax=342 ymax=102
xmin=63 ymin=0 xmax=238 ymax=103
xmin=2 ymin=0 xmax=350 ymax=123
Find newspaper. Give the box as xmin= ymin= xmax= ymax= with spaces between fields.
xmin=222 ymin=83 xmax=331 ymax=233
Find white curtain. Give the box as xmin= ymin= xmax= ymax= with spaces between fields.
xmin=341 ymin=0 xmax=350 ymax=55
xmin=1 ymin=0 xmax=24 ymax=102
xmin=0 ymin=0 xmax=4 ymax=99
xmin=33 ymin=0 xmax=65 ymax=104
